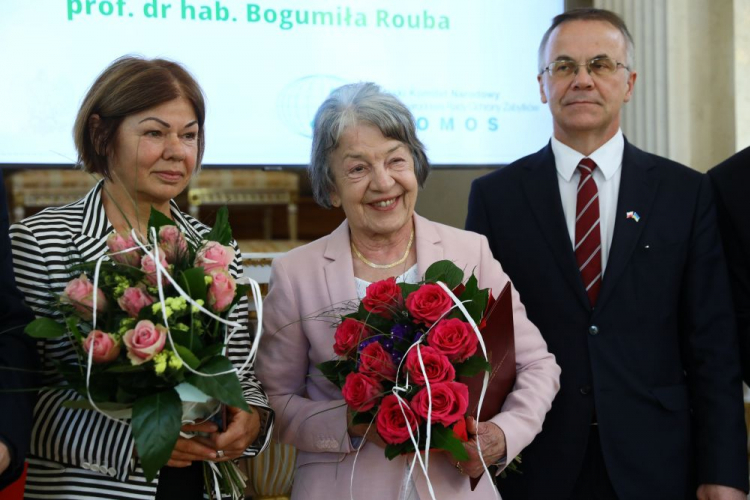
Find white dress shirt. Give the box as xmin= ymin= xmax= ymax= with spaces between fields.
xmin=551 ymin=130 xmax=624 ymax=273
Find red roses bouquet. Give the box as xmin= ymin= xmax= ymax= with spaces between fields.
xmin=318 ymin=261 xmax=493 ymax=463
xmin=25 ymin=207 xmax=255 ymax=498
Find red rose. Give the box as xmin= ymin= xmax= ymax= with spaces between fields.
xmin=405 ymin=284 xmax=453 ymax=326
xmin=362 ymin=277 xmax=403 ymax=319
xmin=334 ymin=318 xmax=370 ymax=357
xmin=341 ymin=373 xmax=383 ymax=412
xmin=404 ymin=345 xmax=455 ymax=386
xmin=427 ymin=318 xmax=479 ymax=362
xmin=359 ymin=342 xmax=397 ymax=381
xmin=410 ymin=382 xmax=469 ymax=427
xmin=376 ymin=394 xmax=421 ymax=445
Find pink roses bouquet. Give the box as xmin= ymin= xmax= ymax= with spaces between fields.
xmin=317 ymin=261 xmax=492 ymax=461
xmin=25 ymin=208 xmax=251 ymax=492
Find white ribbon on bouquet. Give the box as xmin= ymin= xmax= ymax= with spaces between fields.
xmin=350 ymin=280 xmax=499 ymax=500
xmin=84 ymin=226 xmax=264 ymax=428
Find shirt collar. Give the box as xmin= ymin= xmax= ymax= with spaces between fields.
xmin=551 ymin=129 xmax=624 ymax=182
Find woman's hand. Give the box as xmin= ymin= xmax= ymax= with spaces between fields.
xmin=454 ymin=417 xmax=506 ymax=478
xmin=166 ymin=421 xmax=219 ymax=468
xmin=207 ymin=405 xmax=261 ymax=461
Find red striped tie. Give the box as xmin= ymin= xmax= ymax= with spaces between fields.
xmin=575 ymin=158 xmax=602 ymax=307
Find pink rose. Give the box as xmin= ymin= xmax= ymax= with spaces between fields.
xmin=195 ymin=241 xmax=234 ymax=274
xmin=62 ymin=274 xmax=107 ymax=320
xmin=82 ymin=330 xmax=121 ymax=364
xmin=106 ymin=232 xmax=142 ymax=268
xmin=359 ymin=342 xmax=397 ymax=381
xmin=123 ymin=320 xmax=167 ymax=365
xmin=410 ymin=381 xmax=469 ymax=427
xmin=141 ymin=248 xmax=169 ymax=287
xmin=341 ymin=372 xmax=383 ymax=412
xmin=362 ymin=277 xmax=403 ymax=319
xmin=405 ymin=284 xmax=453 ymax=326
xmin=117 ymin=286 xmax=156 ymax=318
xmin=333 ymin=319 xmax=370 ymax=357
xmin=376 ymin=394 xmax=421 ymax=445
xmin=158 ymin=225 xmax=189 ymax=264
xmin=404 ymin=345 xmax=455 ymax=386
xmin=427 ymin=318 xmax=479 ymax=362
xmin=207 ymin=269 xmax=237 ymax=313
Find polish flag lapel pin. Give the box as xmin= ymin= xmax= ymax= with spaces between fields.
xmin=626 ymin=211 xmax=641 ymax=222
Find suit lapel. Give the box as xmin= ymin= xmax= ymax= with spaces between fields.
xmin=72 ymin=182 xmax=112 ymax=262
xmin=596 ymin=141 xmax=660 ymax=310
xmin=323 ymin=220 xmax=359 ymax=309
xmin=414 ymin=214 xmax=444 ymax=277
xmin=522 ymin=144 xmax=590 ymax=309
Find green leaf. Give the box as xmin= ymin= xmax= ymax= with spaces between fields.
xmin=398 ymin=282 xmax=420 ymax=300
xmin=185 ymin=356 xmax=248 ymax=411
xmin=316 ymin=359 xmax=355 ymax=389
xmin=195 ymin=343 xmax=224 ymax=362
xmin=431 ymin=424 xmax=469 ymax=461
xmin=25 ymin=317 xmax=65 ymax=338
xmin=425 ymin=260 xmax=464 ymax=289
xmin=170 ymin=328 xmax=204 ymax=354
xmin=454 ymin=355 xmax=491 ymax=377
xmin=173 ymin=345 xmax=201 ymax=369
xmin=131 ymin=388 xmax=182 ymax=481
xmin=104 ymin=364 xmax=148 ymax=374
xmin=205 ymin=206 xmax=233 ymax=245
xmin=461 ymin=274 xmax=480 ymax=300
xmin=384 ymin=440 xmax=416 ymax=460
xmin=147 ymin=207 xmax=176 ymax=233
xmin=459 ymin=293 xmax=489 ymax=325
xmin=179 ymin=267 xmax=208 ymax=303
xmin=66 ymin=317 xmax=85 ymax=343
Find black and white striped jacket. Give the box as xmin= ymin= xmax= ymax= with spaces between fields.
xmin=10 ymin=182 xmax=273 ymax=499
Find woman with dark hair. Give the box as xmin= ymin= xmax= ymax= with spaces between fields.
xmin=10 ymin=56 xmax=273 ymax=500
xmin=256 ymin=82 xmax=560 ymax=499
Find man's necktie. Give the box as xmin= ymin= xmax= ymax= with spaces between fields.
xmin=575 ymin=158 xmax=602 ymax=307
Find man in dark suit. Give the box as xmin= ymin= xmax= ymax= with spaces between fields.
xmin=709 ymin=147 xmax=750 ymax=385
xmin=466 ymin=8 xmax=748 ymax=500
xmin=0 ymin=170 xmax=38 ymax=490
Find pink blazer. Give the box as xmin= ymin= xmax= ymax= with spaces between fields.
xmin=256 ymin=214 xmax=561 ymax=500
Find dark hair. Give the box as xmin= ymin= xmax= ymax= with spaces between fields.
xmin=73 ymin=55 xmax=206 ymax=178
xmin=538 ymin=8 xmax=635 ymax=72
xmin=309 ymin=82 xmax=430 ymax=208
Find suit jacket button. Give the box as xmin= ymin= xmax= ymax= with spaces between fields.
xmin=580 ymin=386 xmax=591 ymax=395
xmin=588 ymin=325 xmax=599 ymax=336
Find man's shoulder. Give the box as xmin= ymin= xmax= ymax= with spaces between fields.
xmin=708 ymin=146 xmax=750 ymax=184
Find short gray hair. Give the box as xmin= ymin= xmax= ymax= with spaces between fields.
xmin=309 ymin=82 xmax=430 ymax=208
xmin=537 ymin=8 xmax=635 ymax=74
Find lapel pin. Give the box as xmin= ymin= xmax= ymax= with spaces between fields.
xmin=626 ymin=211 xmax=641 ymax=222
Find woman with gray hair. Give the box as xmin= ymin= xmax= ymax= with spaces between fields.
xmin=256 ymin=82 xmax=560 ymax=499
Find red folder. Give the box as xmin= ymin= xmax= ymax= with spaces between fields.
xmin=459 ymin=282 xmax=516 ymax=490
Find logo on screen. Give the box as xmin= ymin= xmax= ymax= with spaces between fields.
xmin=277 ymin=75 xmax=347 ymax=138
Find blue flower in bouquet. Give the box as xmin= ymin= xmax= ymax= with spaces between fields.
xmin=391 ymin=324 xmax=413 ymax=342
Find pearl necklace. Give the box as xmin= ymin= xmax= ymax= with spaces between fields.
xmin=351 ymin=229 xmax=415 ymax=269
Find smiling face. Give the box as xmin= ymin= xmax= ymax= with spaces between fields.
xmin=105 ymin=97 xmax=199 ymax=210
xmin=329 ymin=122 xmax=418 ymax=242
xmin=538 ymin=20 xmax=636 ymax=146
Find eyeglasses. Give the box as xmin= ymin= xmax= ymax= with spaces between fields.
xmin=540 ymin=57 xmax=630 ymax=78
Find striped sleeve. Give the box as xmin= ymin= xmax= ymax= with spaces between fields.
xmin=226 ymin=239 xmax=274 ymax=456
xmin=9 ymin=219 xmax=137 ymax=483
